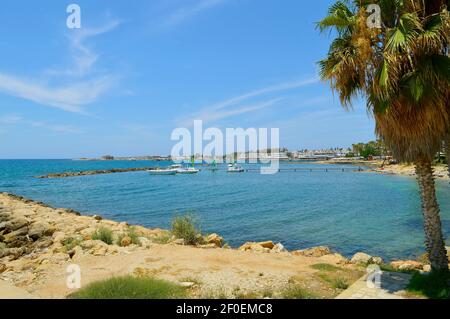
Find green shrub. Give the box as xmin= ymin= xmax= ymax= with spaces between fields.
xmin=407 ymin=271 xmax=450 ymax=299
xmin=68 ymin=276 xmax=186 ymax=299
xmin=116 ymin=227 xmax=141 ymax=246
xmin=152 ymin=232 xmax=171 ymax=244
xmin=62 ymin=237 xmax=82 ymax=252
xmin=91 ymin=227 xmax=113 ymax=245
xmin=281 ymin=285 xmax=318 ymax=299
xmin=311 ymin=263 xmax=341 ymax=272
xmin=171 ymin=214 xmax=202 ymax=245
xmin=332 ymin=277 xmax=349 ymax=290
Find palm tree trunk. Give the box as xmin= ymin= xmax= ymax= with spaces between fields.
xmin=415 ymin=158 xmax=448 ymax=272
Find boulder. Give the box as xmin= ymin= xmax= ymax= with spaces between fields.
xmin=0 ymin=218 xmax=29 ymax=232
xmin=120 ymin=236 xmax=132 ymax=247
xmin=292 ymin=246 xmax=332 ymax=257
xmin=259 ymin=241 xmax=275 ymax=249
xmin=271 ymin=243 xmax=287 ymax=253
xmin=239 ymin=241 xmax=276 ymax=252
xmin=172 ymin=238 xmax=185 ymax=245
xmin=3 ymin=226 xmax=28 ymax=243
xmin=350 ymin=252 xmax=374 ymax=265
xmin=422 ymin=264 xmax=431 ymax=272
xmin=206 ymin=233 xmax=224 ymax=247
xmin=390 ymin=260 xmax=423 ymax=271
xmin=28 ymin=222 xmax=54 ymax=240
xmin=70 ymin=246 xmax=84 ymax=261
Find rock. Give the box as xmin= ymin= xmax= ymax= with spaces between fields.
xmin=52 ymin=231 xmax=66 ymax=243
xmin=239 ymin=241 xmax=275 ymax=253
xmin=32 ymin=237 xmax=53 ymax=249
xmin=422 ymin=264 xmax=431 ymax=272
xmin=120 ymin=236 xmax=132 ymax=247
xmin=259 ymin=241 xmax=275 ymax=249
xmin=3 ymin=226 xmax=28 ymax=243
xmin=68 ymin=246 xmax=84 ymax=261
xmin=390 ymin=260 xmax=423 ymax=271
xmin=172 ymin=238 xmax=185 ymax=245
xmin=350 ymin=252 xmax=374 ymax=265
xmin=292 ymin=246 xmax=332 ymax=257
xmin=371 ymin=256 xmax=384 ymax=265
xmin=271 ymin=243 xmax=287 ymax=253
xmin=28 ymin=222 xmax=54 ymax=240
xmin=206 ymin=233 xmax=224 ymax=247
xmin=93 ymin=215 xmax=103 ymax=221
xmin=107 ymin=245 xmax=119 ymax=255
xmin=0 ymin=263 xmax=6 ymax=273
xmin=138 ymin=237 xmax=151 ymax=248
xmin=0 ymin=218 xmax=29 ymax=232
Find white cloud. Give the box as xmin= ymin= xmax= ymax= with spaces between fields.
xmin=0 ymin=73 xmax=116 ymax=114
xmin=178 ymin=77 xmax=319 ymax=125
xmin=0 ymin=19 xmax=120 ymax=114
xmin=161 ymin=0 xmax=226 ymax=28
xmin=47 ymin=20 xmax=121 ymax=77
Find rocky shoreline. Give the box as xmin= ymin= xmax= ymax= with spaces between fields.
xmin=36 ymin=167 xmax=158 ymax=179
xmin=0 ymin=192 xmax=448 ymax=298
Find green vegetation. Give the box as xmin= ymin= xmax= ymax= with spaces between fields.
xmin=379 ymin=263 xmax=418 ymax=275
xmin=91 ymin=227 xmax=113 ymax=245
xmin=311 ymin=263 xmax=341 ymax=272
xmin=69 ymin=276 xmax=186 ymax=299
xmin=349 ymin=141 xmax=387 ymax=159
xmin=406 ymin=271 xmax=450 ymax=299
xmin=152 ymin=232 xmax=171 ymax=244
xmin=116 ymin=227 xmax=141 ymax=246
xmin=171 ymin=214 xmax=203 ymax=245
xmin=281 ymin=285 xmax=318 ymax=299
xmin=62 ymin=237 xmax=82 ymax=252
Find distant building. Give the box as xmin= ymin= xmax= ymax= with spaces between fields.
xmin=101 ymin=155 xmax=114 ymax=160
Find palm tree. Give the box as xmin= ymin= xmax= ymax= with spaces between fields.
xmin=318 ymin=0 xmax=449 ymax=271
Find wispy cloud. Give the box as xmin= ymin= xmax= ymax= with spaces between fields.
xmin=0 ymin=20 xmax=120 ymax=114
xmin=0 ymin=73 xmax=116 ymax=114
xmin=178 ymin=77 xmax=319 ymax=125
xmin=0 ymin=114 xmax=82 ymax=133
xmin=46 ymin=20 xmax=121 ymax=77
xmin=161 ymin=0 xmax=226 ymax=28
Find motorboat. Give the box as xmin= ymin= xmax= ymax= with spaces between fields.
xmin=148 ymin=166 xmax=178 ymax=175
xmin=176 ymin=166 xmax=200 ymax=174
xmin=227 ymin=163 xmax=245 ymax=173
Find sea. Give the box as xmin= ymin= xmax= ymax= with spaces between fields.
xmin=1 ymin=159 xmax=449 ymax=260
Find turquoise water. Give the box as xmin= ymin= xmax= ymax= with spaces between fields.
xmin=0 ymin=159 xmax=449 ymax=260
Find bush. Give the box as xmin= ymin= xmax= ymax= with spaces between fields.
xmin=281 ymin=285 xmax=318 ymax=299
xmin=68 ymin=276 xmax=186 ymax=299
xmin=407 ymin=271 xmax=450 ymax=299
xmin=91 ymin=227 xmax=113 ymax=245
xmin=171 ymin=215 xmax=202 ymax=245
xmin=116 ymin=227 xmax=141 ymax=246
xmin=62 ymin=237 xmax=82 ymax=252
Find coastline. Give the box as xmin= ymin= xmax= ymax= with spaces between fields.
xmin=317 ymin=159 xmax=449 ymax=180
xmin=1 ymin=192 xmax=446 ymax=299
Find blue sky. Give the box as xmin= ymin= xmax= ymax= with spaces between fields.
xmin=0 ymin=0 xmax=375 ymax=159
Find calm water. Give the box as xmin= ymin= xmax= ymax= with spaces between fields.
xmin=0 ymin=159 xmax=449 ymax=260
